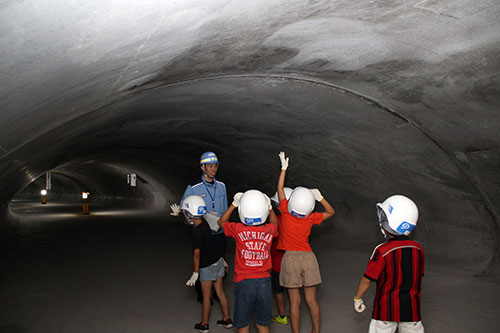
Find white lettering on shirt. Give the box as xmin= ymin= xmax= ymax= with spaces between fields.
xmin=236 ymin=229 xmax=274 ymax=267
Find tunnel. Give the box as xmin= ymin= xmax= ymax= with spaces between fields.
xmin=1 ymin=1 xmax=500 ymax=332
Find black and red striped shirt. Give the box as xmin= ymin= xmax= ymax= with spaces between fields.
xmin=364 ymin=236 xmax=425 ymax=322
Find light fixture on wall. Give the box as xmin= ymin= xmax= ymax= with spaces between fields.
xmin=40 ymin=189 xmax=47 ymax=205
xmin=82 ymin=191 xmax=90 ymax=214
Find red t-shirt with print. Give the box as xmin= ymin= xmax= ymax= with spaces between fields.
xmin=224 ymin=222 xmax=278 ymax=282
xmin=276 ymin=199 xmax=323 ymax=251
xmin=271 ymin=214 xmax=285 ymax=272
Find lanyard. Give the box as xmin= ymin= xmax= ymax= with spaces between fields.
xmin=203 ymin=179 xmax=217 ymax=210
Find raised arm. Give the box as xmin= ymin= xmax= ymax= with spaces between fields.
xmin=218 ymin=205 xmax=235 ymax=229
xmin=268 ymin=208 xmax=278 ymax=225
xmin=218 ymin=192 xmax=243 ymax=229
xmin=277 ymin=152 xmax=289 ymax=202
xmin=310 ymin=188 xmax=336 ymax=221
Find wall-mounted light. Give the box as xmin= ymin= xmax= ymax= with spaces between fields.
xmin=41 ymin=189 xmax=47 ymax=204
xmin=82 ymin=192 xmax=90 ymax=214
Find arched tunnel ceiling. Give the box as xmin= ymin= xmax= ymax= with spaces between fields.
xmin=1 ymin=0 xmax=500 ymax=276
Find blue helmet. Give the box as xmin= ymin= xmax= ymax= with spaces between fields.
xmin=200 ymin=151 xmax=219 ymax=165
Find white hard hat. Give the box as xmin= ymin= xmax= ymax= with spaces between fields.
xmin=287 ymin=186 xmax=315 ymax=218
xmin=238 ymin=189 xmax=269 ymax=226
xmin=181 ymin=195 xmax=207 ymax=224
xmin=271 ymin=187 xmax=293 ymax=204
xmin=376 ymin=195 xmax=418 ymax=236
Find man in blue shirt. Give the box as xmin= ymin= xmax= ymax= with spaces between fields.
xmin=180 ymin=151 xmax=228 ymax=259
xmin=171 ymin=152 xmax=229 ymax=304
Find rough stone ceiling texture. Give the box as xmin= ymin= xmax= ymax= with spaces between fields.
xmin=1 ymin=0 xmax=499 ymax=276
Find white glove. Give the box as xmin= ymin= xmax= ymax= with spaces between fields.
xmin=204 ymin=211 xmax=220 ymax=232
xmin=232 ymin=192 xmax=243 ymax=207
xmin=310 ymin=189 xmax=323 ymax=202
xmin=264 ymin=194 xmax=272 ymax=210
xmin=186 ymin=272 xmax=199 ymax=286
xmin=279 ymin=152 xmax=289 ymax=170
xmin=354 ymin=297 xmax=366 ymax=313
xmin=170 ymin=203 xmax=181 ymax=216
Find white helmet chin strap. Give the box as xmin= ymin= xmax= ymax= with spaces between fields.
xmin=380 ymin=227 xmax=390 ymax=239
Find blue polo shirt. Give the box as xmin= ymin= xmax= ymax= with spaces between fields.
xmin=181 ymin=176 xmax=228 ymax=235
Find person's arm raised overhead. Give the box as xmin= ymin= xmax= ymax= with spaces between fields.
xmin=277 ymin=151 xmax=289 ymax=202
xmin=310 ymin=188 xmax=335 ymax=221
xmin=218 ymin=192 xmax=242 ymax=229
xmin=264 ymin=193 xmax=278 ymax=225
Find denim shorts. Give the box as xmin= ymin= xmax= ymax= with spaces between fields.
xmin=271 ymin=270 xmax=285 ymax=294
xmin=199 ymin=257 xmax=225 ymax=281
xmin=234 ymin=277 xmax=272 ymax=328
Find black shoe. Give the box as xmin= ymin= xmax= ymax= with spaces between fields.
xmin=216 ymin=318 xmax=233 ymax=329
xmin=194 ymin=322 xmax=209 ymax=333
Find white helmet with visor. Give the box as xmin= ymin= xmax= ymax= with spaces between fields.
xmin=377 ymin=194 xmax=418 ymax=237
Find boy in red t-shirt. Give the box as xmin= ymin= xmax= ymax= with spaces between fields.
xmin=218 ymin=189 xmax=278 ymax=333
xmin=269 ymin=187 xmax=293 ymax=325
xmin=353 ymin=195 xmax=425 ymax=333
xmin=276 ymin=152 xmax=335 ymax=333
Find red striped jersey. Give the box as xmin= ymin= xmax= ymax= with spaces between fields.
xmin=364 ymin=236 xmax=425 ymax=322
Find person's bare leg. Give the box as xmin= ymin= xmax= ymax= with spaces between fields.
xmin=213 ymin=277 xmax=230 ymax=319
xmin=256 ymin=324 xmax=270 ymax=333
xmin=287 ymin=288 xmax=301 ymax=333
xmin=304 ymin=286 xmax=320 ymax=333
xmin=238 ymin=326 xmax=250 ymax=333
xmin=200 ymin=281 xmax=213 ymax=324
xmin=275 ymin=292 xmax=287 ymax=316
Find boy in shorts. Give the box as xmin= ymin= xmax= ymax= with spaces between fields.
xmin=218 ymin=189 xmax=278 ymax=333
xmin=181 ymin=195 xmax=233 ymax=333
xmin=276 ymin=152 xmax=336 ymax=333
xmin=353 ymin=195 xmax=425 ymax=333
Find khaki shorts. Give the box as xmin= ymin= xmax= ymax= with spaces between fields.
xmin=279 ymin=251 xmax=322 ymax=288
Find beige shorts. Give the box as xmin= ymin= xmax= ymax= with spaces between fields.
xmin=279 ymin=251 xmax=322 ymax=288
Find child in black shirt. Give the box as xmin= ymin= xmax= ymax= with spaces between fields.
xmin=182 ymin=195 xmax=233 ymax=332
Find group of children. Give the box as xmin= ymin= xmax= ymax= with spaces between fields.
xmin=173 ymin=151 xmax=425 ymax=333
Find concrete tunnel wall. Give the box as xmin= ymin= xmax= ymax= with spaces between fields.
xmin=1 ymin=0 xmax=500 ymax=280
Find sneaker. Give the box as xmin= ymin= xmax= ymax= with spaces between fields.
xmin=194 ymin=322 xmax=209 ymax=333
xmin=271 ymin=315 xmax=289 ymax=325
xmin=216 ymin=318 xmax=233 ymax=329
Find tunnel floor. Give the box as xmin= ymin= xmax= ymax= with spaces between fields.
xmin=1 ymin=201 xmax=499 ymax=333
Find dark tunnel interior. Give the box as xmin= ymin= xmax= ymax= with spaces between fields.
xmin=1 ymin=1 xmax=500 ymax=332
